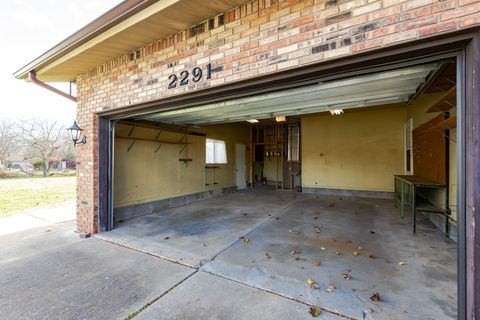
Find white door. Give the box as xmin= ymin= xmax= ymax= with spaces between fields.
xmin=235 ymin=144 xmax=247 ymax=190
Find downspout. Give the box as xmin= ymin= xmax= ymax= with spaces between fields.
xmin=28 ymin=71 xmax=77 ymax=102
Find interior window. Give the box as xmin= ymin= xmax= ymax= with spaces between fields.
xmin=206 ymin=139 xmax=227 ymax=164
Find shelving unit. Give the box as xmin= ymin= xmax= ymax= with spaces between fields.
xmin=426 ymin=85 xmax=456 ymax=113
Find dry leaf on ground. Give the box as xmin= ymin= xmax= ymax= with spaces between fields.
xmin=306 ymin=278 xmax=320 ymax=289
xmin=325 ymin=285 xmax=335 ymax=293
xmin=342 ymin=273 xmax=350 ymax=280
xmin=370 ymin=292 xmax=381 ymax=302
xmin=313 ymin=260 xmax=321 ymax=266
xmin=309 ymin=307 xmax=322 ymax=317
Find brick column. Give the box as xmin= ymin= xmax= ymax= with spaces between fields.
xmin=75 ymin=96 xmax=99 ymax=235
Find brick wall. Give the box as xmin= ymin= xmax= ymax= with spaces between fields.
xmin=75 ymin=0 xmax=480 ymax=234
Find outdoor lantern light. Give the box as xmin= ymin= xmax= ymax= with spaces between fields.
xmin=67 ymin=121 xmax=87 ymax=147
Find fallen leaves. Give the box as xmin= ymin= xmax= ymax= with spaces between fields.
xmin=342 ymin=273 xmax=350 ymax=280
xmin=313 ymin=260 xmax=321 ymax=267
xmin=336 ymin=251 xmax=342 ymax=255
xmin=368 ymin=254 xmax=376 ymax=259
xmin=370 ymin=292 xmax=381 ymax=302
xmin=265 ymin=252 xmax=271 ymax=259
xmin=309 ymin=307 xmax=322 ymax=317
xmin=242 ymin=238 xmax=250 ymax=244
xmin=306 ymin=278 xmax=320 ymax=289
xmin=290 ymin=250 xmax=302 ymax=255
xmin=320 ymin=247 xmax=326 ymax=251
xmin=313 ymin=225 xmax=321 ymax=233
xmin=325 ymin=285 xmax=335 ymax=293
xmin=399 ymin=261 xmax=406 ymax=266
xmin=352 ymin=251 xmax=360 ymax=256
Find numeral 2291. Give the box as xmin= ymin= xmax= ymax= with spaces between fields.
xmin=168 ymin=63 xmax=212 ymax=89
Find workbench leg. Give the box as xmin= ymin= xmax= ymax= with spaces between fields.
xmin=401 ymin=182 xmax=404 ymax=218
xmin=412 ymin=185 xmax=416 ymax=234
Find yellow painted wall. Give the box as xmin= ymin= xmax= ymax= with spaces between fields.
xmin=114 ymin=123 xmax=249 ymax=208
xmin=406 ymin=92 xmax=443 ymax=129
xmin=302 ymin=106 xmax=406 ymax=192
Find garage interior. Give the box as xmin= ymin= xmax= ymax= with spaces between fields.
xmin=98 ymin=58 xmax=458 ymax=320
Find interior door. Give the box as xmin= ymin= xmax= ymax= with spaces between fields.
xmin=235 ymin=144 xmax=247 ymax=190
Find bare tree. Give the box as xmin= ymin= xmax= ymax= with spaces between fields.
xmin=0 ymin=120 xmax=18 ymax=167
xmin=19 ymin=119 xmax=66 ymax=177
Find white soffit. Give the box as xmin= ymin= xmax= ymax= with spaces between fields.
xmin=137 ymin=63 xmax=442 ymax=125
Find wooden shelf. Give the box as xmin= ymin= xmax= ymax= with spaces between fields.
xmin=426 ymin=116 xmax=457 ymax=132
xmin=426 ymin=86 xmax=456 ymax=113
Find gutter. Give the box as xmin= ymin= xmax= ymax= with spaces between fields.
xmin=28 ymin=71 xmax=77 ymax=102
xmin=13 ymin=0 xmax=156 ymax=80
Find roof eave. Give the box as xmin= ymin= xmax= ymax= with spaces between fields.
xmin=13 ymin=0 xmax=156 ymax=80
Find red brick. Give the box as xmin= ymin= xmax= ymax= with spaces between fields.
xmin=459 ymin=14 xmax=480 ymax=26
xmin=290 ymin=16 xmax=314 ymax=28
xmin=402 ymin=0 xmax=438 ymax=11
xmin=352 ymin=38 xmax=383 ymax=51
xmin=418 ymin=20 xmax=457 ymax=36
xmin=368 ymin=24 xmax=400 ymax=38
xmin=402 ymin=15 xmax=438 ymax=30
xmin=441 ymin=2 xmax=480 ymax=21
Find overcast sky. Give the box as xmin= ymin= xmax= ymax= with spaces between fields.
xmin=0 ymin=0 xmax=122 ymax=125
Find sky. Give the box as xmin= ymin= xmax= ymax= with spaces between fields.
xmin=0 ymin=0 xmax=122 ymax=125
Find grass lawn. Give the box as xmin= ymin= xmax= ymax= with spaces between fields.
xmin=0 ymin=176 xmax=76 ymax=217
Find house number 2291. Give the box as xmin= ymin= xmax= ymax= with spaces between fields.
xmin=168 ymin=63 xmax=212 ymax=89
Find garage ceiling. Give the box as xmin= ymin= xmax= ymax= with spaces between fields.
xmin=136 ymin=62 xmax=442 ymax=126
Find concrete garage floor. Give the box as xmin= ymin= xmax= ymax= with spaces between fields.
xmin=99 ymin=189 xmax=457 ymax=320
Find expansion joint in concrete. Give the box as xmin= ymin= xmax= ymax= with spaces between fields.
xmin=124 ymin=270 xmax=199 ymax=319
xmin=94 ymin=236 xmax=196 ymax=269
xmin=204 ymin=198 xmax=300 ymax=265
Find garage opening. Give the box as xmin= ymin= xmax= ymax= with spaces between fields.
xmin=99 ymin=57 xmax=459 ymax=319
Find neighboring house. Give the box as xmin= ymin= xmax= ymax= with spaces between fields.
xmin=9 ymin=160 xmax=33 ymax=171
xmin=14 ymin=1 xmax=480 ymax=318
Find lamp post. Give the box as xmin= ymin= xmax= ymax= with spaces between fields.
xmin=67 ymin=121 xmax=87 ymax=147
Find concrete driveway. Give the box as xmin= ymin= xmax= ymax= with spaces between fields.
xmin=0 ymin=203 xmax=339 ymax=320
